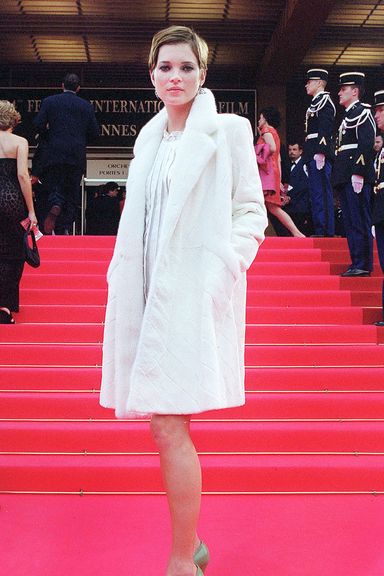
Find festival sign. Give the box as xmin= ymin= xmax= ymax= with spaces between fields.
xmin=0 ymin=87 xmax=257 ymax=150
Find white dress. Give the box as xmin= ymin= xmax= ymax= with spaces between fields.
xmin=143 ymin=129 xmax=183 ymax=299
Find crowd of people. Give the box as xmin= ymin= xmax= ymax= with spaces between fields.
xmin=255 ymin=69 xmax=384 ymax=326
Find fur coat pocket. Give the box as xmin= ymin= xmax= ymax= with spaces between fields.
xmin=205 ymin=245 xmax=241 ymax=320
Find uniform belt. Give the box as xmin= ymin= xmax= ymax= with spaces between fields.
xmin=306 ymin=133 xmax=318 ymax=140
xmin=337 ymin=144 xmax=358 ymax=152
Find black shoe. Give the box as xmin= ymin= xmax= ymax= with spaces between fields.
xmin=0 ymin=309 xmax=15 ymax=324
xmin=44 ymin=205 xmax=61 ymax=235
xmin=340 ymin=268 xmax=371 ymax=277
xmin=374 ymin=321 xmax=384 ymax=327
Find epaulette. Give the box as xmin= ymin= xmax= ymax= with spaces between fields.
xmin=344 ymin=106 xmax=374 ymax=128
xmin=339 ymin=104 xmax=376 ymax=139
xmin=308 ymin=92 xmax=335 ymax=115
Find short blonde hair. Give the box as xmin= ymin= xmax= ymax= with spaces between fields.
xmin=148 ymin=25 xmax=209 ymax=71
xmin=0 ymin=100 xmax=21 ymax=130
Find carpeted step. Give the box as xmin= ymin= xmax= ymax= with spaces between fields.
xmin=247 ymin=274 xmax=341 ymax=290
xmin=37 ymin=248 xmax=113 ymax=261
xmin=254 ymin=248 xmax=322 ymax=262
xmin=23 ymin=259 xmax=333 ymax=276
xmin=3 ymin=494 xmax=382 ymax=576
xmin=2 ymin=366 xmax=384 ymax=392
xmin=0 ymin=324 xmax=103 ymax=344
xmin=262 ymin=237 xmax=348 ymax=249
xmin=246 ymin=306 xmax=365 ymax=324
xmin=2 ymin=343 xmax=383 ymax=367
xmin=18 ymin=288 xmax=382 ymax=307
xmin=351 ymin=292 xmax=382 ymax=306
xmin=15 ymin=305 xmax=106 ymax=323
xmin=245 ymin=344 xmax=384 ymax=366
xmin=248 ymin=261 xmax=331 ymax=274
xmin=1 ymin=452 xmax=383 ymax=493
xmin=19 ymin=288 xmax=358 ymax=307
xmin=321 ymin=249 xmax=380 ymax=264
xmin=20 ymin=289 xmax=107 ymax=305
xmin=247 ymin=290 xmax=352 ymax=306
xmin=35 ymin=236 xmax=116 ymax=248
xmin=2 ymin=420 xmax=384 ymax=453
xmin=340 ymin=276 xmax=383 ymax=291
xmin=21 ymin=274 xmax=107 ymax=289
xmin=24 ymin=261 xmax=109 ymax=274
xmin=1 ymin=391 xmax=384 ymax=420
xmin=0 ymin=366 xmax=100 ymax=390
xmin=0 ymin=344 xmax=101 ymax=366
xmin=246 ymin=324 xmax=379 ymax=344
xmin=1 ymin=323 xmax=377 ymax=345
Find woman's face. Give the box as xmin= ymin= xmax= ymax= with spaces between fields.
xmin=258 ymin=113 xmax=266 ymax=130
xmin=151 ymin=42 xmax=205 ymax=109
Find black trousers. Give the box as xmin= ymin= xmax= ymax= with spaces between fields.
xmin=375 ymin=222 xmax=384 ymax=318
xmin=44 ymin=164 xmax=83 ymax=231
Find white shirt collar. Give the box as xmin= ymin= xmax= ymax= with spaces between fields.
xmin=346 ymin=100 xmax=359 ymax=112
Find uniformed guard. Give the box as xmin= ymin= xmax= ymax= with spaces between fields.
xmin=332 ymin=71 xmax=376 ymax=276
xmin=303 ymin=68 xmax=336 ymax=236
xmin=372 ymin=90 xmax=384 ymax=325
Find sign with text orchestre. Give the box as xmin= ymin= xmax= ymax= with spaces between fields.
xmin=0 ymin=87 xmax=257 ymax=150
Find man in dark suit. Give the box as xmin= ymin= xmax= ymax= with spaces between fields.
xmin=34 ymin=73 xmax=99 ymax=234
xmin=372 ymin=91 xmax=384 ymax=325
xmin=86 ymin=181 xmax=122 ymax=235
xmin=286 ymin=142 xmax=314 ymax=237
xmin=332 ymin=72 xmax=376 ymax=277
xmin=303 ymin=68 xmax=336 ymax=237
xmin=272 ymin=143 xmax=314 ymax=237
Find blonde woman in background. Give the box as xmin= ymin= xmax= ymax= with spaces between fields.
xmin=0 ymin=100 xmax=37 ymax=324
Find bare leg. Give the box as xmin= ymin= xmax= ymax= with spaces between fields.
xmin=151 ymin=414 xmax=201 ymax=576
xmin=266 ymin=201 xmax=305 ymax=237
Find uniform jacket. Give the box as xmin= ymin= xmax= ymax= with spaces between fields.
xmin=100 ymin=89 xmax=268 ymax=418
xmin=286 ymin=157 xmax=311 ymax=214
xmin=373 ymin=147 xmax=384 ymax=225
xmin=332 ymin=101 xmax=376 ymax=186
xmin=34 ymin=91 xmax=99 ymax=170
xmin=303 ymin=91 xmax=336 ymax=163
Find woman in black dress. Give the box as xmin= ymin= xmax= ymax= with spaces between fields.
xmin=0 ymin=100 xmax=37 ymax=324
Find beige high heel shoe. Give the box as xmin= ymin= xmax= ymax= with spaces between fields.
xmin=194 ymin=541 xmax=210 ymax=573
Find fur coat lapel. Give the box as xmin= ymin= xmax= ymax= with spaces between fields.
xmin=133 ymin=89 xmax=219 ymax=249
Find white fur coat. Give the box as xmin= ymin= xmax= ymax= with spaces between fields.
xmin=100 ymin=89 xmax=267 ymax=418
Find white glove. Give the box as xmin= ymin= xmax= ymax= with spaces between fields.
xmin=351 ymin=174 xmax=364 ymax=194
xmin=314 ymin=153 xmax=325 ymax=170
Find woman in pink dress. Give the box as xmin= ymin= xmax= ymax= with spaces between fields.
xmin=256 ymin=107 xmax=305 ymax=237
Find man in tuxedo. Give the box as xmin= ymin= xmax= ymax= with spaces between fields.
xmin=332 ymin=72 xmax=376 ymax=277
xmin=269 ymin=143 xmax=314 ymax=237
xmin=303 ymin=68 xmax=336 ymax=237
xmin=286 ymin=143 xmax=314 ymax=236
xmin=34 ymin=73 xmax=99 ymax=234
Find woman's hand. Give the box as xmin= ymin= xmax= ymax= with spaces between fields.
xmin=28 ymin=210 xmax=38 ymax=228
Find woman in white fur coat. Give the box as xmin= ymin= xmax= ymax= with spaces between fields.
xmin=100 ymin=26 xmax=267 ymax=576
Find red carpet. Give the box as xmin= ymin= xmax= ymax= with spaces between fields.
xmin=1 ymin=235 xmax=384 ymax=575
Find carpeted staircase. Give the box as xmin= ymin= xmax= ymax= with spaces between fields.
xmin=1 ymin=236 xmax=384 ymax=576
